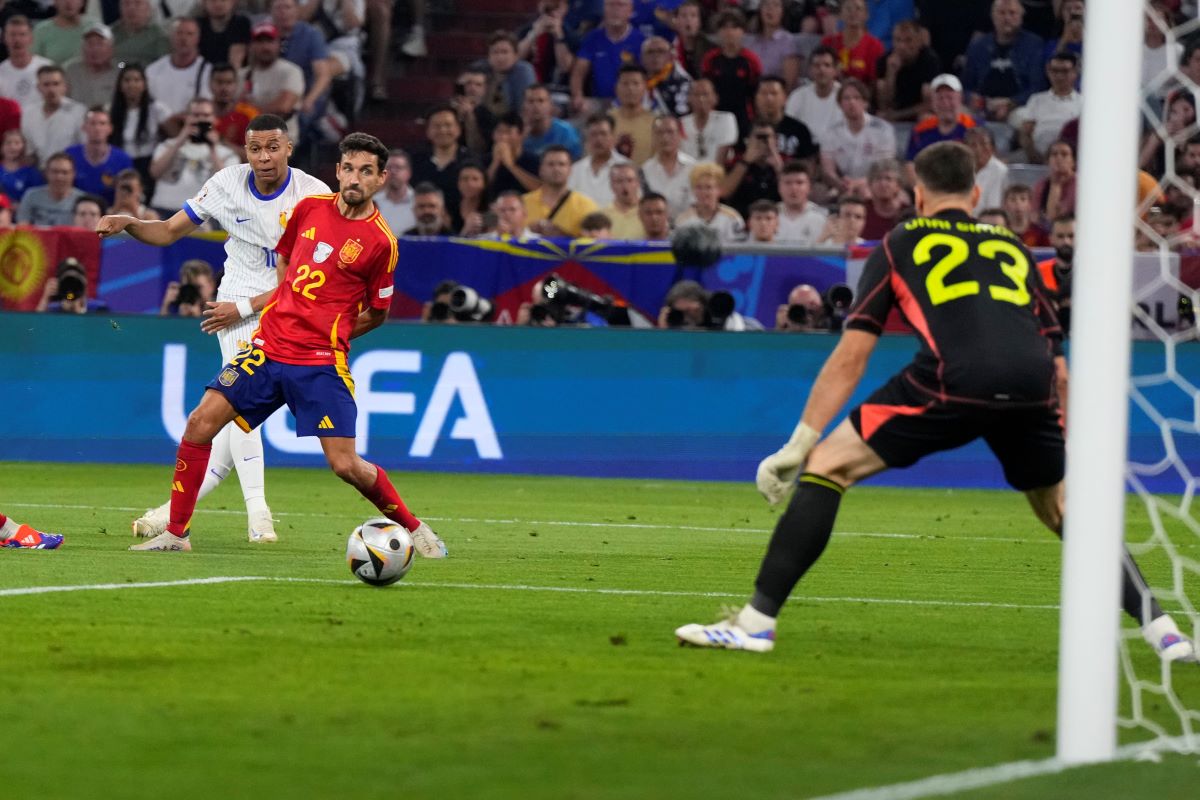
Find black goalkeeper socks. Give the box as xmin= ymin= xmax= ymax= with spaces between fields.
xmin=751 ymin=474 xmax=845 ymax=617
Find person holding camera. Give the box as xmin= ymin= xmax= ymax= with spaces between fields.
xmin=775 ymin=283 xmax=828 ymax=332
xmin=658 ymin=278 xmax=763 ymax=331
xmin=160 ymin=258 xmax=216 ymax=317
xmin=36 ymin=258 xmax=91 ymax=314
xmin=148 ymin=97 xmax=239 ymax=216
xmin=723 ymin=121 xmax=784 ymax=217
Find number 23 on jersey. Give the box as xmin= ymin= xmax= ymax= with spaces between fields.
xmin=913 ymin=233 xmax=1031 ymax=308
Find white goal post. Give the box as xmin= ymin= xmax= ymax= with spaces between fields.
xmin=1056 ymin=0 xmax=1145 ymax=765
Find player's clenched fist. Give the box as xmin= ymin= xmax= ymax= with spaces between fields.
xmin=755 ymin=422 xmax=821 ymax=505
xmin=95 ymin=214 xmax=134 ymax=238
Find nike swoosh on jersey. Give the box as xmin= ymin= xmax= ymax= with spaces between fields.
xmin=236 ymin=216 xmax=251 ymax=223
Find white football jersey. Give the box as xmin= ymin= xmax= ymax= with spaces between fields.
xmin=184 ymin=165 xmax=331 ymax=300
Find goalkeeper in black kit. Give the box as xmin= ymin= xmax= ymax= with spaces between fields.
xmin=675 ymin=141 xmax=1196 ymax=663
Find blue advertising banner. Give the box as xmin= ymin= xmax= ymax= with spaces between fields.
xmin=93 ymin=232 xmax=852 ymax=328
xmin=1 ymin=313 xmax=1195 ymax=493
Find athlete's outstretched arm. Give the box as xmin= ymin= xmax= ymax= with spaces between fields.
xmin=799 ymin=330 xmax=880 ymax=433
xmin=95 ymin=209 xmax=198 ymax=246
xmin=350 ymin=307 xmax=388 ymax=340
xmin=756 ymin=330 xmax=879 ymax=504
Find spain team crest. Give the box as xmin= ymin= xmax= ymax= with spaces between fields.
xmin=219 ymin=367 xmax=238 ymax=386
xmin=339 ymin=239 xmax=363 ymax=264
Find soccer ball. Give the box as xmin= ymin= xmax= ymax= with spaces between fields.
xmin=346 ymin=518 xmax=415 ymax=586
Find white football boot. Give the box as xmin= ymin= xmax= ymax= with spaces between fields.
xmin=131 ymin=503 xmax=169 ymax=538
xmin=676 ymin=608 xmax=776 ymax=653
xmin=247 ymin=510 xmax=278 ymax=543
xmin=409 ymin=521 xmax=448 ymax=558
xmin=1143 ymin=614 xmax=1198 ymax=663
xmin=129 ymin=532 xmax=192 ymax=552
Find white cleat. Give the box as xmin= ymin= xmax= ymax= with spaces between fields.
xmin=129 ymin=531 xmax=192 ymax=552
xmin=1143 ymin=614 xmax=1198 ymax=663
xmin=675 ymin=618 xmax=776 ymax=652
xmin=410 ymin=521 xmax=448 ymax=558
xmin=131 ymin=504 xmax=169 ymax=538
xmin=247 ymin=510 xmax=278 ymax=543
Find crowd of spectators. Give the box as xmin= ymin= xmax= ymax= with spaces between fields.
xmin=6 ymin=0 xmax=1200 ymax=330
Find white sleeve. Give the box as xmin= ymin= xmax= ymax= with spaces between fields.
xmin=716 ymin=113 xmax=739 ymax=148
xmin=184 ymin=169 xmax=228 ymax=224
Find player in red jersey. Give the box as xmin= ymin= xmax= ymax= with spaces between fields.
xmin=131 ymin=132 xmax=447 ymax=558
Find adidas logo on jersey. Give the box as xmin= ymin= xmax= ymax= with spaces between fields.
xmin=301 ymin=227 xmax=317 ymax=240
xmin=317 ymin=416 xmax=335 ymax=429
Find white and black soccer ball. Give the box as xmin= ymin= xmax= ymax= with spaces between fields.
xmin=346 ymin=518 xmax=415 ymax=587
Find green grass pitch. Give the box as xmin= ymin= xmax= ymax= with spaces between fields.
xmin=2 ymin=461 xmax=1198 ymax=799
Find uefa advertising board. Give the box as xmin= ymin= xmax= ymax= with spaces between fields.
xmin=0 ymin=313 xmax=1195 ymax=492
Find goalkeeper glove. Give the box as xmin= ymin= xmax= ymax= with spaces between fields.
xmin=755 ymin=421 xmax=821 ymax=506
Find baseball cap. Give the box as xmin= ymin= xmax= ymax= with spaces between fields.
xmin=83 ymin=22 xmax=114 ymax=41
xmin=251 ymin=21 xmax=279 ymax=39
xmin=931 ymin=74 xmax=963 ymax=93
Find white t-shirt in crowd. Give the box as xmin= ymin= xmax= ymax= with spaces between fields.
xmin=374 ymin=186 xmax=415 ymax=237
xmin=785 ymin=81 xmax=843 ymax=145
xmin=822 ymin=114 xmax=896 ymax=179
xmin=676 ymin=204 xmax=745 ymax=245
xmin=21 ymin=98 xmax=86 ymax=166
xmin=0 ymin=55 xmax=53 ymax=111
xmin=640 ymin=150 xmax=696 ymax=219
xmin=973 ymin=156 xmax=1008 ymax=214
xmin=567 ymin=151 xmax=629 ymax=207
xmin=775 ymin=201 xmax=829 ymax=246
xmin=146 ymin=55 xmax=213 ymax=116
xmin=679 ymin=111 xmax=738 ymax=161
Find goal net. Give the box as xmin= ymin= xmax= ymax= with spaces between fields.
xmin=1087 ymin=0 xmax=1200 ymax=759
xmin=1119 ymin=1 xmax=1200 ymax=755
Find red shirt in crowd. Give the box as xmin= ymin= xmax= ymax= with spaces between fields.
xmin=821 ymin=31 xmax=886 ymax=84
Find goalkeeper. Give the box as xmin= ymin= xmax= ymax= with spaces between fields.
xmin=676 ymin=141 xmax=1195 ymax=663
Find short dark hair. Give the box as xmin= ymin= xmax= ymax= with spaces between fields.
xmin=413 ymin=181 xmax=443 ymax=198
xmin=809 ymin=45 xmax=838 ymax=65
xmin=580 ymin=211 xmax=612 ymax=232
xmin=523 ymin=83 xmax=551 ymax=101
xmin=780 ymin=161 xmax=811 ymax=178
xmin=977 ymin=208 xmax=1010 ymax=225
xmin=838 ymin=195 xmax=868 ymax=213
xmin=585 ymin=112 xmax=615 ymax=131
xmin=1051 ymin=213 xmax=1075 ymax=227
xmin=247 ymin=113 xmax=289 ymax=136
xmin=73 ymin=193 xmax=104 ymax=212
xmin=36 ymin=64 xmax=64 ymax=79
xmin=713 ymin=9 xmax=746 ymax=29
xmin=639 ymin=191 xmax=667 ymax=206
xmin=618 ymin=63 xmax=648 ymax=78
xmin=487 ymin=29 xmax=518 ymax=49
xmin=426 ymin=103 xmax=459 ymax=124
xmin=748 ymin=198 xmax=777 ymax=217
xmin=210 ymin=61 xmax=237 ymax=80
xmin=496 ymin=111 xmax=524 ymax=132
xmin=1003 ymin=183 xmax=1032 ymax=201
xmin=45 ymin=151 xmax=73 ymax=169
xmin=540 ymin=144 xmax=571 ymax=163
xmin=339 ymin=131 xmax=389 ymax=171
xmin=1048 ymin=51 xmax=1079 ymax=68
xmin=913 ymin=141 xmax=976 ymax=195
xmin=757 ymin=75 xmax=787 ymax=93
xmin=836 ymin=78 xmax=870 ymax=103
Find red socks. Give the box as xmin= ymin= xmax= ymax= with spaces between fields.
xmin=362 ymin=465 xmax=421 ymax=532
xmin=167 ymin=440 xmax=212 ymax=536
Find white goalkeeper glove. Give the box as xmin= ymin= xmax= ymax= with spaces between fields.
xmin=755 ymin=421 xmax=821 ymax=506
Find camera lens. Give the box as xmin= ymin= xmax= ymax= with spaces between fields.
xmin=786 ymin=304 xmax=809 ymax=325
xmin=665 ymin=308 xmax=685 ymax=328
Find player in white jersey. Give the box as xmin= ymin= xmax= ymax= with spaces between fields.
xmin=96 ymin=114 xmax=330 ymax=543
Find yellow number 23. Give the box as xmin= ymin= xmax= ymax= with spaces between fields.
xmin=913 ymin=233 xmax=1031 ymax=308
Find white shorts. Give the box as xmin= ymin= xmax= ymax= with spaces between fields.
xmin=216 ymin=314 xmax=262 ymax=365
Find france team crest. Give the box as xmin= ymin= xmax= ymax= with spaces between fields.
xmin=313 ymin=242 xmax=334 ymax=263
xmin=339 ymin=239 xmax=363 ymax=264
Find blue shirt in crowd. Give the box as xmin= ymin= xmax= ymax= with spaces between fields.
xmin=522 ymin=118 xmax=583 ymax=161
xmin=576 ymin=26 xmax=646 ymax=99
xmin=962 ymin=30 xmax=1046 ymax=106
xmin=0 ymin=163 xmax=45 ymax=202
xmin=65 ymin=144 xmax=133 ymax=205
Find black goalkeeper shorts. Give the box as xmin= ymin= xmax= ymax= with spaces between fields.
xmin=848 ymin=372 xmax=1065 ymax=491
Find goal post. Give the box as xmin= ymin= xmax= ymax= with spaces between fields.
xmin=1055 ymin=0 xmax=1146 ymax=765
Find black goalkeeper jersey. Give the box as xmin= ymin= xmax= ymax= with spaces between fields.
xmin=846 ymin=209 xmax=1063 ymax=407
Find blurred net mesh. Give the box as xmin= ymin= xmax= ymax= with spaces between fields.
xmin=1116 ymin=1 xmax=1200 ymax=754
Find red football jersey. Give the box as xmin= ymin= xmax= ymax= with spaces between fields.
xmin=255 ymin=193 xmax=398 ymax=366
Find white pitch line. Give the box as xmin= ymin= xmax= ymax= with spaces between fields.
xmin=0 ymin=501 xmax=1059 ymax=546
xmin=804 ymin=736 xmax=1194 ymax=800
xmin=0 ymin=574 xmax=1060 ymax=611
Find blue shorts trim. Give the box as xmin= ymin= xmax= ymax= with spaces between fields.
xmin=207 ymin=352 xmax=357 ymax=437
